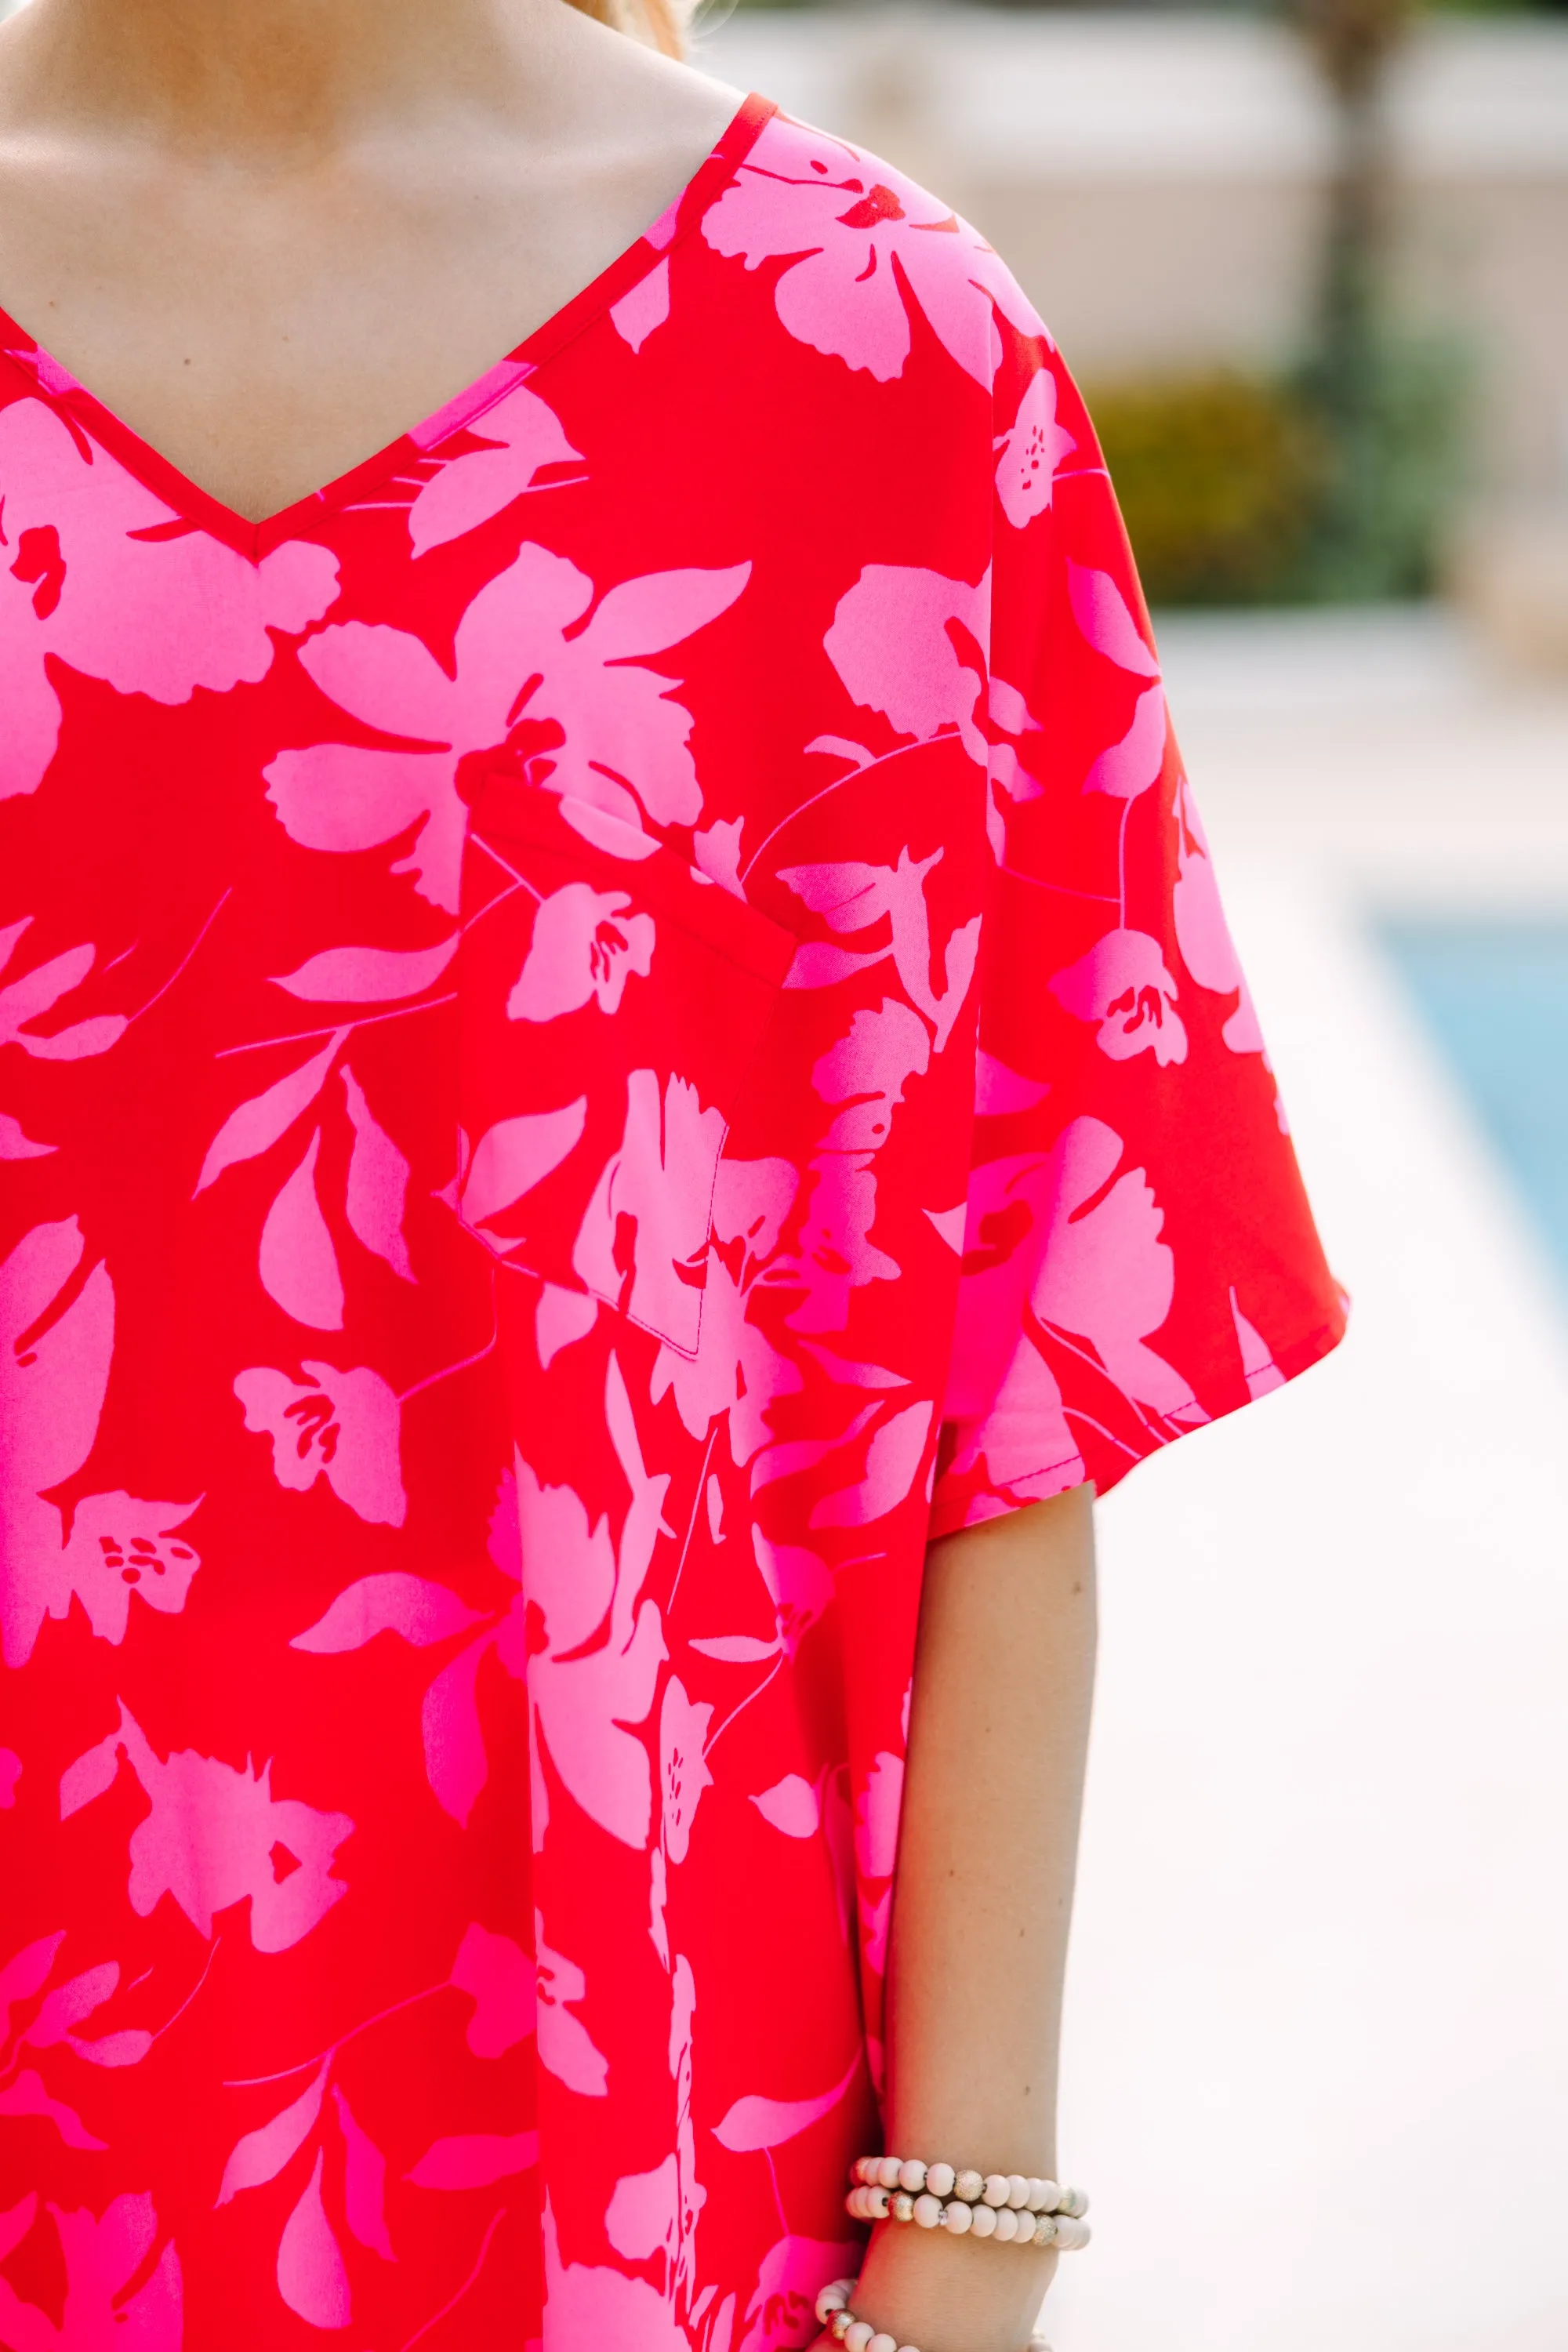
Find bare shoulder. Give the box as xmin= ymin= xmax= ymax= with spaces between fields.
xmin=531 ymin=4 xmax=747 ymax=199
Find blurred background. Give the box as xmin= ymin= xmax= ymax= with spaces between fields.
xmin=688 ymin=0 xmax=1568 ymax=2346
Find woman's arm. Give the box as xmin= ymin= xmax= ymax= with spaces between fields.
xmin=834 ymin=1486 xmax=1098 ymax=2352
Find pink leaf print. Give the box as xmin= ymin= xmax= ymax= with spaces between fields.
xmin=810 ymin=1399 xmax=934 ymax=1529
xmin=577 ymin=565 xmax=750 ymax=666
xmin=752 ymin=1530 xmax=835 ymax=1659
xmin=0 ymin=2190 xmax=183 ymax=2352
xmin=1231 ymin=1288 xmax=1288 ymax=1400
xmin=341 ymin=1070 xmax=414 ymax=1281
xmin=0 ymin=2193 xmax=34 ymax=2265
xmin=609 ymin=258 xmax=672 ymax=353
xmin=270 ymin=546 xmax=747 ymax=908
xmin=535 ymin=1281 xmax=598 ymax=1369
xmin=0 ymin=1223 xmax=198 ymax=1669
xmin=659 ymin=1676 xmax=714 ymax=1865
xmin=1048 ymin=928 xmax=1188 ymax=1065
xmin=953 ymin=1121 xmax=1196 ymax=1428
xmin=195 ymin=1031 xmax=345 ymax=1194
xmin=451 ymin=1922 xmax=536 ymax=2058
xmin=750 ymin=1775 xmax=819 ymax=1838
xmin=271 ymin=936 xmax=457 ymax=1003
xmin=823 ymin=566 xmax=989 ymax=763
xmin=1083 ymin=682 xmax=1167 ymax=800
xmin=952 ymin=1331 xmax=1082 ymax=1500
xmin=0 ymin=1110 xmax=55 ymax=1160
xmin=405 ymin=2131 xmax=539 ymax=2190
xmin=711 ymin=2049 xmax=860 ymax=2153
xmin=1171 ymin=781 xmax=1265 ymax=1060
xmin=0 ymin=2068 xmax=107 ymax=2149
xmin=56 ymin=1491 xmax=203 ymax=1651
xmin=234 ymin=1360 xmax=406 ymax=1527
xmin=331 ymin=2088 xmax=394 ymax=2259
xmin=739 ymin=2235 xmax=862 ymax=2352
xmin=69 ymin=2027 xmax=153 ymax=2067
xmin=604 ymin=2156 xmax=678 ymax=2261
xmin=516 ymin=1374 xmax=667 ymax=1852
xmin=536 ymin=1930 xmax=608 ymax=2097
xmin=783 ymin=850 xmax=978 ymax=1051
xmin=460 ymin=1099 xmax=588 ymax=1233
xmin=277 ymin=2149 xmax=352 ymax=2329
xmin=216 ymin=2063 xmax=329 ymax=2206
xmin=572 ymin=1070 xmax=724 ymax=1354
xmin=975 ymin=1047 xmax=1050 ymax=1116
xmin=542 ymin=2198 xmax=690 ymax=2352
xmin=0 ymin=396 xmax=339 ymax=798
xmin=293 ymin=1572 xmax=484 ymax=1653
xmin=259 ymin=1129 xmax=345 ymax=1330
xmin=995 ymin=365 xmax=1077 ymax=530
xmin=687 ymin=1635 xmax=778 ymax=1664
xmin=408 ymin=384 xmax=582 ymax=555
xmin=702 ymin=115 xmax=1040 ymax=387
xmin=0 ymin=1932 xmax=67 ymax=2036
xmin=25 ymin=1961 xmax=119 ymax=2047
xmin=1066 ymin=562 xmax=1161 ymax=677
xmin=506 ymin=883 xmax=655 ymax=1023
xmin=0 ymin=926 xmax=127 ymax=1062
xmin=60 ymin=1703 xmax=354 ymax=1953
xmin=421 ymin=1632 xmax=494 ymax=1828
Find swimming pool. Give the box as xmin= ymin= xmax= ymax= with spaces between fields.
xmin=1379 ymin=917 xmax=1568 ymax=1289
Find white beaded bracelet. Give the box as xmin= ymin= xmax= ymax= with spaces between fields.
xmin=845 ymin=2159 xmax=1090 ymax=2250
xmin=815 ymin=2275 xmax=1052 ymax=2352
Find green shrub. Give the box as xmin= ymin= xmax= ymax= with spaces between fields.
xmin=1087 ymin=340 xmax=1468 ymax=607
xmin=1084 ymin=370 xmax=1330 ymax=606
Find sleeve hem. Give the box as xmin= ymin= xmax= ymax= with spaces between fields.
xmin=924 ymin=1304 xmax=1348 ymax=1543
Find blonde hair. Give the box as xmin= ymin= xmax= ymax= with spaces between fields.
xmin=561 ymin=0 xmax=690 ymax=59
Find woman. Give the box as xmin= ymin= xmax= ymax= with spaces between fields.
xmin=0 ymin=0 xmax=1345 ymax=2347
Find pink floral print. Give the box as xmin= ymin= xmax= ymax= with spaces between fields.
xmin=1 ymin=93 xmax=1341 ymax=2352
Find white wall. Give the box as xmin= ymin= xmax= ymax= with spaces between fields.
xmin=699 ymin=9 xmax=1568 ymax=504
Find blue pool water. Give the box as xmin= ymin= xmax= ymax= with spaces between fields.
xmin=1380 ymin=919 xmax=1568 ymax=1288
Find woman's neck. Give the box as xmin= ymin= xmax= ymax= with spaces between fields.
xmin=0 ymin=0 xmax=561 ymax=156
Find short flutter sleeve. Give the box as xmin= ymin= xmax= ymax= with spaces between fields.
xmin=928 ymin=340 xmax=1346 ymax=1535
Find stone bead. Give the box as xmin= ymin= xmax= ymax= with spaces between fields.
xmin=926 ymin=2162 xmax=956 ymax=2199
xmin=844 ymin=2322 xmax=874 ymax=2352
xmin=815 ymin=2282 xmax=853 ymax=2321
xmin=1053 ymin=2216 xmax=1091 ymax=2251
xmin=898 ymin=2344 xmax=922 ymax=2352
xmin=876 ymin=2157 xmax=903 ymax=2192
xmin=912 ymin=2194 xmax=943 ymax=2230
xmin=1007 ymin=2174 xmax=1031 ymax=2209
xmin=856 ymin=2158 xmax=879 ymax=2186
xmin=953 ymin=2169 xmax=984 ymax=2204
xmin=981 ymin=2174 xmax=1010 ymax=2208
xmin=993 ymin=2209 xmax=1020 ymax=2242
xmin=867 ymin=2334 xmax=898 ymax=2352
xmin=898 ymin=2158 xmax=927 ymax=2194
xmin=969 ymin=2203 xmax=998 ymax=2238
xmin=1026 ymin=2178 xmax=1052 ymax=2212
xmin=1057 ymin=2186 xmax=1089 ymax=2220
xmin=890 ymin=2192 xmax=915 ymax=2224
xmin=868 ymin=2187 xmax=891 ymax=2219
xmin=942 ymin=2198 xmax=973 ymax=2234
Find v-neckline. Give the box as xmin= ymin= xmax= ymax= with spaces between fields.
xmin=0 ymin=90 xmax=774 ymax=563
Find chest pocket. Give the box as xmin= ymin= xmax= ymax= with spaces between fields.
xmin=458 ymin=779 xmax=795 ymax=1358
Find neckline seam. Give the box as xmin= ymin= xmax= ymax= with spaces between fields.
xmin=0 ymin=90 xmax=777 ymax=564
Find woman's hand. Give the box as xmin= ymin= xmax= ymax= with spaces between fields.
xmin=844 ymin=1486 xmax=1097 ymax=2352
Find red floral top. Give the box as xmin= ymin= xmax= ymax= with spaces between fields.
xmin=0 ymin=94 xmax=1343 ymax=2352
